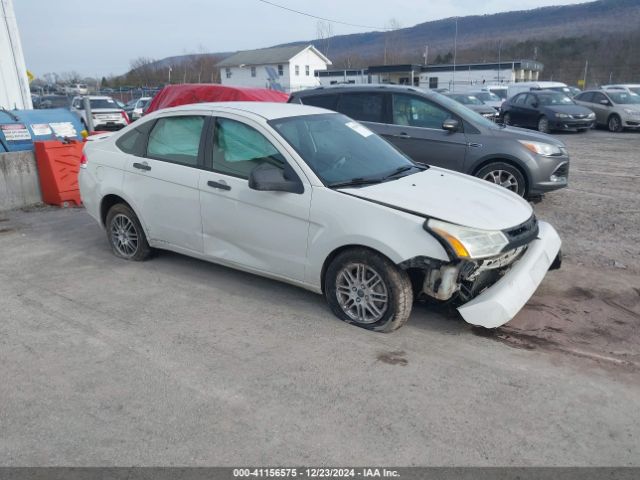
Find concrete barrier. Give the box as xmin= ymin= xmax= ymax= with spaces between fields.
xmin=0 ymin=151 xmax=42 ymax=211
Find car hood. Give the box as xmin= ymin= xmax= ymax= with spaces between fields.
xmin=545 ymin=105 xmax=593 ymax=115
xmin=468 ymin=105 xmax=496 ymax=114
xmin=489 ymin=124 xmax=566 ymax=146
xmin=338 ymin=167 xmax=533 ymax=231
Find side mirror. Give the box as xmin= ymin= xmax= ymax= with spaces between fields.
xmin=600 ymin=99 xmax=610 ymax=106
xmin=248 ymin=163 xmax=303 ymax=194
xmin=442 ymin=118 xmax=460 ymax=132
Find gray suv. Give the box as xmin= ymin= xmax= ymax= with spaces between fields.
xmin=289 ymin=85 xmax=569 ymax=198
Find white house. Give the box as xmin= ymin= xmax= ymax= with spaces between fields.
xmin=216 ymin=45 xmax=332 ymax=93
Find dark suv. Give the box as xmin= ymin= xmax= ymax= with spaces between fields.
xmin=289 ymin=85 xmax=569 ymax=198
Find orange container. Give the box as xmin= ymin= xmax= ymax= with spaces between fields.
xmin=34 ymin=140 xmax=84 ymax=207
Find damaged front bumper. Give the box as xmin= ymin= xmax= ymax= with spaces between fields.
xmin=457 ymin=221 xmax=561 ymax=328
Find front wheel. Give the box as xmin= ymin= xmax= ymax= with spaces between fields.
xmin=537 ymin=116 xmax=550 ymax=133
xmin=475 ymin=162 xmax=527 ymax=197
xmin=105 ymin=203 xmax=152 ymax=261
xmin=324 ymin=248 xmax=413 ymax=332
xmin=502 ymin=112 xmax=512 ymax=126
xmin=608 ymin=114 xmax=623 ymax=133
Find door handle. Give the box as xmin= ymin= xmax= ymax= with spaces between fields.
xmin=133 ymin=162 xmax=151 ymax=171
xmin=207 ymin=180 xmax=231 ymax=191
xmin=396 ymin=132 xmax=411 ymax=138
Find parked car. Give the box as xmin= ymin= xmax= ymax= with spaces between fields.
xmin=500 ymin=90 xmax=595 ymax=133
xmin=124 ymin=97 xmax=152 ymax=121
xmin=601 ymin=84 xmax=640 ymax=96
xmin=289 ymin=85 xmax=569 ymax=198
xmin=468 ymin=90 xmax=503 ymax=111
xmin=64 ymin=83 xmax=89 ymax=95
xmin=70 ymin=96 xmax=129 ymax=131
xmin=573 ymin=89 xmax=640 ymax=132
xmin=35 ymin=95 xmax=71 ymax=110
xmin=79 ymin=102 xmax=562 ymax=332
xmin=506 ymin=81 xmax=568 ymax=99
xmin=443 ymin=93 xmax=498 ymax=119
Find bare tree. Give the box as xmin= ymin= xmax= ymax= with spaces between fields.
xmin=384 ymin=18 xmax=402 ymax=65
xmin=316 ymin=20 xmax=333 ymax=57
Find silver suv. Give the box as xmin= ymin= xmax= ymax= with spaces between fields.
xmin=289 ymin=85 xmax=569 ymax=199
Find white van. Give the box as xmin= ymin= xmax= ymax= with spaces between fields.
xmin=506 ymin=81 xmax=568 ymax=99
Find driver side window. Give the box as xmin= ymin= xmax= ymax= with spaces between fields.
xmin=392 ymin=94 xmax=450 ymax=129
xmin=212 ymin=118 xmax=286 ymax=179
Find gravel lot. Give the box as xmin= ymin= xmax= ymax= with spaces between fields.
xmin=501 ymin=129 xmax=640 ymax=367
xmin=0 ymin=128 xmax=639 ymax=465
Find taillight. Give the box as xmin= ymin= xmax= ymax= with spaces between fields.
xmin=121 ymin=111 xmax=130 ymax=124
xmin=80 ymin=153 xmax=87 ymax=168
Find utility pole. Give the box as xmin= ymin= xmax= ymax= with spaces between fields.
xmin=168 ymin=67 xmax=172 ymax=84
xmin=423 ymin=45 xmax=429 ymax=66
xmin=497 ymin=40 xmax=502 ymax=83
xmin=452 ymin=17 xmax=458 ymax=92
xmin=583 ymin=59 xmax=588 ymax=89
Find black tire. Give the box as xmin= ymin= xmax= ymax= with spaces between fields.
xmin=537 ymin=115 xmax=550 ymax=133
xmin=105 ymin=203 xmax=152 ymax=261
xmin=608 ymin=114 xmax=623 ymax=133
xmin=502 ymin=112 xmax=512 ymax=126
xmin=475 ymin=162 xmax=527 ymax=197
xmin=324 ymin=248 xmax=413 ymax=332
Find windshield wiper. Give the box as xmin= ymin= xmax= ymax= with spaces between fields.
xmin=328 ymin=177 xmax=383 ymax=189
xmin=381 ymin=165 xmax=420 ymax=180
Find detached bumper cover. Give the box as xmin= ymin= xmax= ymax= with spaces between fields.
xmin=457 ymin=221 xmax=561 ymax=328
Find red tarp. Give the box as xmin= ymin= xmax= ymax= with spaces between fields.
xmin=145 ymin=84 xmax=289 ymax=114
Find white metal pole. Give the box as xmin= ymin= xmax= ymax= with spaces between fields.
xmin=452 ymin=17 xmax=458 ymax=92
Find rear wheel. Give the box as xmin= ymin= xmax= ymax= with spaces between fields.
xmin=325 ymin=248 xmax=413 ymax=332
xmin=476 ymin=162 xmax=527 ymax=197
xmin=105 ymin=203 xmax=152 ymax=261
xmin=608 ymin=114 xmax=623 ymax=132
xmin=537 ymin=115 xmax=550 ymax=133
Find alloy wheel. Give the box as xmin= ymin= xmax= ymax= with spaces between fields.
xmin=482 ymin=169 xmax=519 ymax=192
xmin=609 ymin=116 xmax=621 ymax=132
xmin=335 ymin=263 xmax=388 ymax=324
xmin=110 ymin=214 xmax=139 ymax=258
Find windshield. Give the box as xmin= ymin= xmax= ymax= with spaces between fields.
xmin=475 ymin=92 xmax=501 ymax=102
xmin=90 ymin=98 xmax=120 ymax=109
xmin=608 ymin=92 xmax=640 ymax=105
xmin=537 ymin=92 xmax=575 ymax=106
xmin=449 ymin=94 xmax=483 ymax=105
xmin=489 ymin=88 xmax=507 ymax=99
xmin=270 ymin=113 xmax=419 ymax=186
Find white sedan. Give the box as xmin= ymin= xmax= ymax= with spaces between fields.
xmin=79 ymin=102 xmax=561 ymax=332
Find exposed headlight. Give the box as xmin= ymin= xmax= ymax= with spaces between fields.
xmin=555 ymin=113 xmax=570 ymax=118
xmin=427 ymin=219 xmax=509 ymax=259
xmin=624 ymin=108 xmax=640 ymax=116
xmin=518 ymin=140 xmax=563 ymax=157
xmin=587 ymin=112 xmax=596 ymax=118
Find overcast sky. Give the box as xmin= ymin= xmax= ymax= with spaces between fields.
xmin=15 ymin=0 xmax=587 ymax=78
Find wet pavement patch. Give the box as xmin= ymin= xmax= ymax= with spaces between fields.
xmin=377 ymin=350 xmax=408 ymax=366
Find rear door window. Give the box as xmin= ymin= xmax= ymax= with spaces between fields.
xmin=146 ymin=116 xmax=205 ymax=166
xmin=300 ymin=94 xmax=338 ymax=111
xmin=336 ymin=93 xmax=385 ymax=123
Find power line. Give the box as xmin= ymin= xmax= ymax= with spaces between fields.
xmin=255 ymin=0 xmax=389 ymax=30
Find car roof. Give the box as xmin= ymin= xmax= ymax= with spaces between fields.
xmin=158 ymin=101 xmax=331 ymax=120
xmin=291 ymin=83 xmax=433 ymax=96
